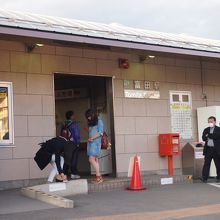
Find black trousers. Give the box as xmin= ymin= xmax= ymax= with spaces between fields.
xmin=63 ymin=147 xmax=80 ymax=175
xmin=71 ymin=147 xmax=80 ymax=175
xmin=202 ymin=147 xmax=220 ymax=180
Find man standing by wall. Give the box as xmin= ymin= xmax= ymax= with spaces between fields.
xmin=201 ymin=116 xmax=220 ymax=182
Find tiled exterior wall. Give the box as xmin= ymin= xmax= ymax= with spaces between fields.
xmin=0 ymin=39 xmax=220 ymax=182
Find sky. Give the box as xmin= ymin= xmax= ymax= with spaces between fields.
xmin=1 ymin=0 xmax=220 ymax=40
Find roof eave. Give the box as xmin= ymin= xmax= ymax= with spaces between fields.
xmin=1 ymin=26 xmax=220 ymax=59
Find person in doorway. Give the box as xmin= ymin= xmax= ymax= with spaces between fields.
xmin=201 ymin=116 xmax=220 ymax=183
xmin=85 ymin=108 xmax=104 ymax=184
xmin=34 ymin=136 xmax=74 ymax=182
xmin=63 ymin=110 xmax=81 ymax=179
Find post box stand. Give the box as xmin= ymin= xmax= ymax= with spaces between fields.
xmin=168 ymin=155 xmax=173 ymax=176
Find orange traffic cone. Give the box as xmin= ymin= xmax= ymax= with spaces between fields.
xmin=127 ymin=155 xmax=146 ymax=191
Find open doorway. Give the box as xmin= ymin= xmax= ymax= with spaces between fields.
xmin=54 ymin=74 xmax=116 ymax=177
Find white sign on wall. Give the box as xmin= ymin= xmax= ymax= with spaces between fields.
xmin=170 ymin=91 xmax=193 ymax=140
xmin=124 ymin=90 xmax=160 ymax=99
xmin=124 ymin=80 xmax=160 ymax=99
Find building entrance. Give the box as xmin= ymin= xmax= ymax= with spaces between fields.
xmin=54 ymin=74 xmax=116 ymax=177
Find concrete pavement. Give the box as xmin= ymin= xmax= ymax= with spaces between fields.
xmin=0 ymin=189 xmax=56 ymax=215
xmin=1 ymin=183 xmax=220 ymax=219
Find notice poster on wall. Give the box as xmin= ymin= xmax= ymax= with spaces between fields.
xmin=170 ymin=91 xmax=193 ymax=140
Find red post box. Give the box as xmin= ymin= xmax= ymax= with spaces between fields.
xmin=159 ymin=133 xmax=180 ymax=176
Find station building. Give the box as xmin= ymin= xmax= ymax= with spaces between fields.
xmin=0 ymin=9 xmax=220 ymax=189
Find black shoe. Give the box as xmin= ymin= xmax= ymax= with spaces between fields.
xmin=199 ymin=177 xmax=207 ymax=183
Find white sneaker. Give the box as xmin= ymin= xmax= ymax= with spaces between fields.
xmin=71 ymin=174 xmax=81 ymax=179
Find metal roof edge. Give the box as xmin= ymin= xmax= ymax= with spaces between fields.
xmin=1 ymin=26 xmax=220 ymax=59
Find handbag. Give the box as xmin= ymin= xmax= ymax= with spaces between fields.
xmin=34 ymin=147 xmax=52 ymax=170
xmin=101 ymin=132 xmax=109 ymax=149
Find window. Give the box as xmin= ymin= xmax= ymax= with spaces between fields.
xmin=0 ymin=82 xmax=14 ymax=145
xmin=172 ymin=94 xmax=180 ymax=102
xmin=171 ymin=93 xmax=190 ymax=103
xmin=182 ymin=94 xmax=189 ymax=102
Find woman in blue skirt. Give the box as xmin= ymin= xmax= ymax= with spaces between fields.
xmin=85 ymin=109 xmax=104 ymax=183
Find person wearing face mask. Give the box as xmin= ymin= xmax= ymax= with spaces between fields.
xmin=201 ymin=116 xmax=220 ymax=183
